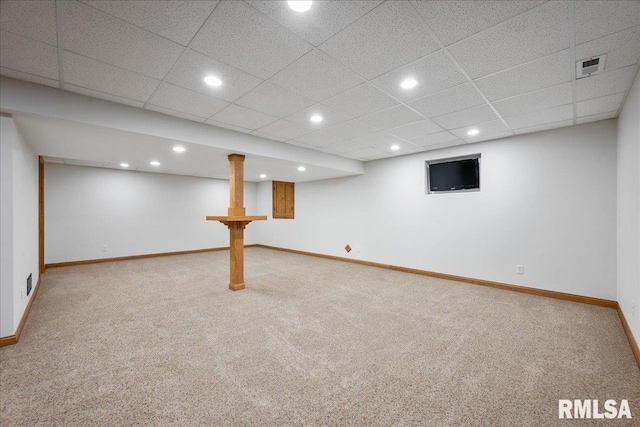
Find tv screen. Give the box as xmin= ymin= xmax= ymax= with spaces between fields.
xmin=427 ymin=156 xmax=480 ymax=193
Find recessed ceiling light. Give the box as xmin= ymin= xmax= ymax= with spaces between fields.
xmin=298 ymin=166 xmax=306 ymax=172
xmin=120 ymin=163 xmax=129 ymax=168
xmin=260 ymin=174 xmax=267 ymax=179
xmin=390 ymin=144 xmax=400 ymax=151
xmin=400 ymin=78 xmax=417 ymax=89
xmin=173 ymin=146 xmax=186 ymax=153
xmin=288 ymin=0 xmax=312 ymax=12
xmin=467 ymin=129 xmax=480 ymax=136
xmin=150 ymin=161 xmax=161 ymax=167
xmin=310 ymin=115 xmax=323 ymax=123
xmin=204 ymin=76 xmax=222 ymax=86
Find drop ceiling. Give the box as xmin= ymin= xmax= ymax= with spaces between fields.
xmin=1 ymin=0 xmax=639 ymax=163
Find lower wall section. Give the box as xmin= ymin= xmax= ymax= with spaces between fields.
xmin=617 ymin=302 xmax=640 ymax=369
xmin=0 ymin=277 xmax=40 ymax=348
xmin=256 ymin=245 xmax=617 ymax=308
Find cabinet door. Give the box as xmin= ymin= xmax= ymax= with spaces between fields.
xmin=272 ymin=181 xmax=294 ymax=219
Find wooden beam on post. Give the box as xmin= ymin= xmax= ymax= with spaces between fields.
xmin=207 ymin=154 xmax=266 ymax=291
xmin=228 ymin=154 xmax=246 ymax=217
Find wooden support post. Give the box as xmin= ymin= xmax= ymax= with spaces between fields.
xmin=228 ymin=154 xmax=246 ymax=217
xmin=229 ymin=222 xmax=245 ymax=291
xmin=206 ymin=154 xmax=266 ymax=291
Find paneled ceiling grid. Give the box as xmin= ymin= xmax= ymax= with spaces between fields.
xmin=0 ymin=0 xmax=638 ymax=162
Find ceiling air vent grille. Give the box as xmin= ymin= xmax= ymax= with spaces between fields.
xmin=576 ymin=54 xmax=606 ymax=79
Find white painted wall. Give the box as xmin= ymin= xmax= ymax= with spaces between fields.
xmin=45 ymin=164 xmax=258 ymax=264
xmin=256 ymin=120 xmax=618 ymax=300
xmin=0 ymin=116 xmax=15 ymax=337
xmin=0 ymin=115 xmax=39 ymax=337
xmin=617 ymin=68 xmax=640 ymax=342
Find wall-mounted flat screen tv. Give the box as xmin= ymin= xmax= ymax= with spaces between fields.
xmin=426 ymin=155 xmax=480 ymax=193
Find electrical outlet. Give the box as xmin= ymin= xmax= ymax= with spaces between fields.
xmin=516 ymin=265 xmax=524 ymax=275
xmin=27 ymin=273 xmax=32 ymax=297
xmin=102 ymin=244 xmax=108 ymax=252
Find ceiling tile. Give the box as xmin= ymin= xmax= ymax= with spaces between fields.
xmin=0 ymin=67 xmax=58 ymax=88
xmin=576 ymin=65 xmax=638 ymax=101
xmin=64 ymin=51 xmax=159 ymax=102
xmin=284 ymin=104 xmax=350 ymax=130
xmin=351 ymin=131 xmax=402 ymax=147
xmin=235 ymin=82 xmax=315 ymax=117
xmin=386 ymin=120 xmax=443 ymax=140
xmin=513 ymin=119 xmax=574 ymax=135
xmin=66 ymin=85 xmax=145 ymax=108
xmin=359 ymin=105 xmax=424 ymax=130
xmin=318 ymin=1 xmax=439 ymax=79
xmin=450 ymin=120 xmax=510 ymax=139
xmin=449 ymin=1 xmax=569 ymax=79
xmin=205 ymin=119 xmax=252 ymax=133
xmin=371 ymin=50 xmax=467 ymax=102
xmin=407 ymin=83 xmax=485 ymax=118
xmin=146 ymin=104 xmax=208 ymax=122
xmin=0 ymin=0 xmax=57 ymax=45
xmin=0 ymin=31 xmax=58 ymax=80
xmin=316 ymin=140 xmax=368 ymax=154
xmin=320 ymin=83 xmax=399 ymax=118
xmin=148 ymin=83 xmax=228 ymax=118
xmin=80 ymin=0 xmax=218 ymax=46
xmin=493 ymin=82 xmax=573 ymax=118
xmin=575 ymin=0 xmax=640 ymax=44
xmin=411 ymin=0 xmax=545 ymax=46
xmin=576 ymin=26 xmax=640 ymax=73
xmin=431 ymin=104 xmax=498 ymax=130
xmin=268 ymin=49 xmax=365 ymax=102
xmin=504 ymin=104 xmax=573 ymax=129
xmin=255 ymin=119 xmax=314 ymax=140
xmin=341 ymin=147 xmax=388 ymax=160
xmin=576 ymin=111 xmax=618 ymax=125
xmin=191 ymin=1 xmax=312 ymax=79
xmin=577 ymin=93 xmax=625 ymax=117
xmin=246 ymin=0 xmax=383 ymax=46
xmin=410 ymin=131 xmax=460 ymax=147
xmin=251 ymin=130 xmax=287 ymax=142
xmin=63 ymin=1 xmax=184 ymax=80
xmin=209 ymin=104 xmax=278 ymax=130
xmin=474 ymin=49 xmax=572 ymax=101
xmin=323 ymin=119 xmax=379 ymax=140
xmin=165 ymin=50 xmax=263 ymax=103
xmin=293 ymin=131 xmax=344 ymax=147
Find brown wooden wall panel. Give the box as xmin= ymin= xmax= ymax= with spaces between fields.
xmin=272 ymin=181 xmax=294 ymax=219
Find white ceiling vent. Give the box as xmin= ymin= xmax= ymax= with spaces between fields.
xmin=576 ymin=54 xmax=606 ymax=79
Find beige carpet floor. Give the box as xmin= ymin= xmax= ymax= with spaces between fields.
xmin=1 ymin=247 xmax=638 ymax=426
